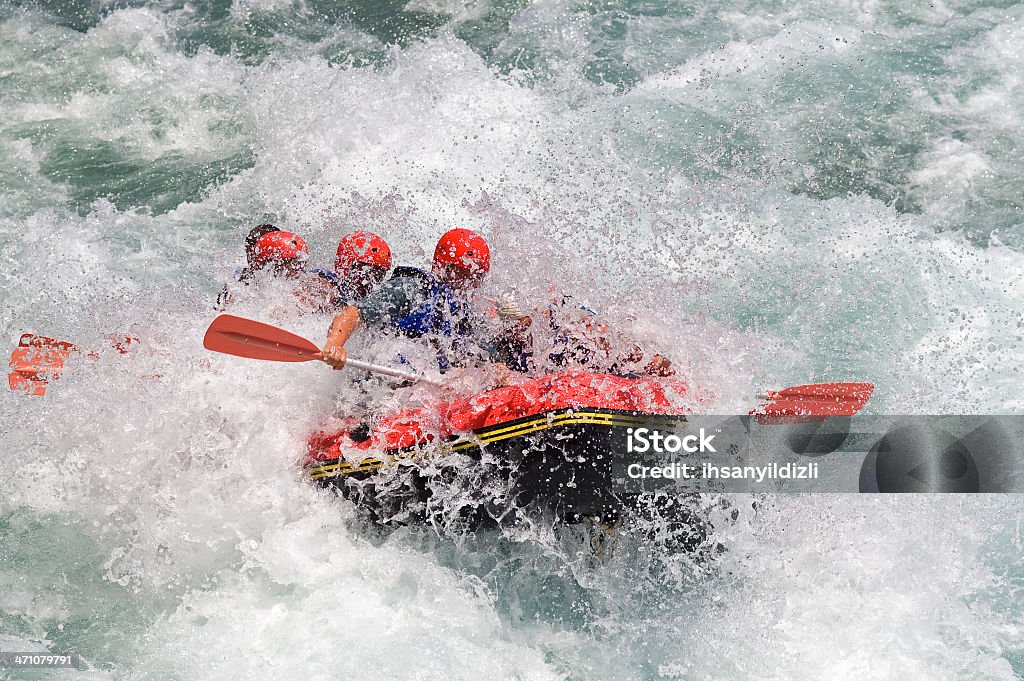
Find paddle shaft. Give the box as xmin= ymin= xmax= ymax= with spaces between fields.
xmin=342 ymin=357 xmax=444 ymax=388
xmin=214 ymin=328 xmax=444 ymax=385
xmin=203 ymin=315 xmax=445 ymax=388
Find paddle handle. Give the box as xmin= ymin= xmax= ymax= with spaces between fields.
xmin=342 ymin=357 xmax=445 ymax=388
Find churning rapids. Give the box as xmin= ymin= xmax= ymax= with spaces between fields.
xmin=1 ymin=0 xmax=1023 ymax=678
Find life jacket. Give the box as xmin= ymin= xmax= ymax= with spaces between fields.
xmin=388 ymin=266 xmax=464 ymax=339
xmin=385 ymin=266 xmax=476 ymax=374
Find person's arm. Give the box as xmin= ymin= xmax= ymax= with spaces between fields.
xmin=614 ymin=342 xmax=676 ymax=377
xmin=643 ymin=354 xmax=675 ymax=377
xmin=321 ymin=275 xmax=417 ymax=368
xmin=322 ymin=306 xmax=362 ymax=369
xmin=215 ymin=284 xmax=235 ymax=311
xmin=216 ymin=267 xmax=252 ymax=311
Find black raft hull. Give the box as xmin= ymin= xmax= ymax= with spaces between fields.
xmin=305 ymin=408 xmax=695 ymax=528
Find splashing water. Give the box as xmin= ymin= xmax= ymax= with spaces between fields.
xmin=2 ymin=0 xmax=1023 ymax=678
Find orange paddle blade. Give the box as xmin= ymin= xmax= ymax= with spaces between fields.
xmin=9 ymin=334 xmax=78 ymax=371
xmin=8 ymin=370 xmax=49 ymax=396
xmin=203 ymin=315 xmax=323 ymax=363
xmin=8 ymin=334 xmax=79 ymax=395
xmin=754 ymin=381 xmax=875 ymax=423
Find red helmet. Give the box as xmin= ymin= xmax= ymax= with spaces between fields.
xmin=334 ymin=231 xmax=392 ymax=276
xmin=433 ymin=228 xmax=490 ymax=275
xmin=252 ymin=231 xmax=309 ymax=268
